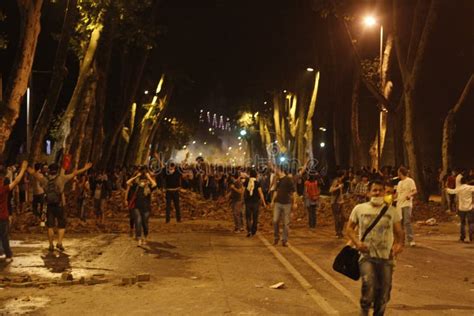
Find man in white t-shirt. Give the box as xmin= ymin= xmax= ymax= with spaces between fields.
xmin=447 ymin=176 xmax=474 ymax=242
xmin=396 ymin=167 xmax=417 ymax=246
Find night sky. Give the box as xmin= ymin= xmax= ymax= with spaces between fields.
xmin=0 ymin=0 xmax=473 ymax=166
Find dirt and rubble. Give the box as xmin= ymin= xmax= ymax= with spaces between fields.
xmin=10 ymin=189 xmax=454 ymax=235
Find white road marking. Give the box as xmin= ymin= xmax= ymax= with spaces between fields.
xmin=258 ymin=234 xmax=339 ymax=315
xmin=288 ymin=243 xmax=359 ymax=307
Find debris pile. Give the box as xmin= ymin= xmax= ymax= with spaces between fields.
xmin=10 ymin=189 xmax=451 ymax=234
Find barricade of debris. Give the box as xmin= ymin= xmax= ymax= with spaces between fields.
xmin=10 ymin=189 xmax=451 ymax=234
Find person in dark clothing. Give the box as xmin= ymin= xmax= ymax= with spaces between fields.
xmin=244 ymin=169 xmax=267 ymax=237
xmin=126 ymin=167 xmax=157 ymax=246
xmin=164 ymin=163 xmax=182 ymax=223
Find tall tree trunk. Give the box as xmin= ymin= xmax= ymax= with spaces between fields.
xmin=394 ymin=0 xmax=441 ymax=201
xmin=99 ymin=49 xmax=148 ymax=168
xmin=441 ymin=74 xmax=474 ymax=178
xmin=369 ymin=35 xmax=394 ymax=170
xmin=0 ymin=0 xmax=43 ymax=154
xmin=304 ymin=71 xmax=320 ymax=162
xmin=55 ymin=23 xmax=103 ymax=157
xmin=350 ymin=68 xmax=364 ymax=168
xmin=71 ymin=76 xmax=97 ymax=169
xmin=29 ymin=0 xmax=77 ymax=162
xmin=273 ymin=93 xmax=285 ymax=152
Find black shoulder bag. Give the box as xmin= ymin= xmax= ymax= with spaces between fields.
xmin=332 ymin=204 xmax=389 ymax=281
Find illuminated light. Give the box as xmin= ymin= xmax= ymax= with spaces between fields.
xmin=183 ymin=145 xmax=187 ymax=149
xmin=320 ymin=142 xmax=326 ymax=148
xmin=209 ymin=128 xmax=212 ymax=132
xmin=307 ymin=67 xmax=314 ymax=72
xmin=200 ymin=109 xmax=203 ymax=112
xmin=228 ymin=147 xmax=232 ymax=150
xmin=238 ymin=143 xmax=242 ymax=146
xmin=275 ymin=140 xmax=278 ymax=143
xmin=192 ymin=141 xmax=196 ymax=144
xmin=319 ymin=127 xmax=327 ymax=132
xmin=144 ymin=90 xmax=149 ymax=95
xmin=254 ymin=112 xmax=259 ymax=117
xmin=263 ymin=101 xmax=267 ymax=105
xmin=363 ymin=15 xmax=377 ymax=27
xmin=240 ymin=129 xmax=247 ymax=136
xmin=237 ymin=136 xmax=242 ymax=140
xmin=199 ymin=153 xmax=203 ymax=156
xmin=204 ymin=142 xmax=207 ymax=145
xmin=239 ymin=147 xmax=242 ymax=150
xmin=252 ymin=165 xmax=255 ymax=168
xmin=226 ymin=153 xmax=229 ymax=156
xmin=279 ymin=156 xmax=286 ymax=163
xmin=46 ymin=140 xmax=51 ymax=155
xmin=283 ymin=90 xmax=287 ymax=93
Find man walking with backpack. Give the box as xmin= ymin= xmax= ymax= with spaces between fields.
xmin=304 ymin=174 xmax=320 ymax=229
xmin=29 ymin=162 xmax=92 ymax=251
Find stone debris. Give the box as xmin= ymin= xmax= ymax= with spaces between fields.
xmin=269 ymin=282 xmax=285 ymax=289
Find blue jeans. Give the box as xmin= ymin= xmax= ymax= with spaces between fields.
xmin=245 ymin=202 xmax=259 ymax=235
xmin=401 ymin=207 xmax=414 ymax=243
xmin=458 ymin=210 xmax=474 ymax=241
xmin=307 ymin=202 xmax=319 ymax=228
xmin=273 ymin=203 xmax=291 ymax=242
xmin=231 ymin=201 xmax=244 ymax=230
xmin=359 ymin=257 xmax=394 ymax=316
xmin=133 ymin=208 xmax=150 ymax=239
xmin=0 ymin=220 xmax=12 ymax=258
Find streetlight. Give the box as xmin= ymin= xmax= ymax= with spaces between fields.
xmin=363 ymin=14 xmax=384 ymax=169
xmin=306 ymin=67 xmax=314 ymax=72
xmin=320 ymin=142 xmax=325 ymax=148
xmin=240 ymin=129 xmax=247 ymax=136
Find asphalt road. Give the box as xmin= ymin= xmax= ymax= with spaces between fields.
xmin=1 ymin=219 xmax=473 ymax=315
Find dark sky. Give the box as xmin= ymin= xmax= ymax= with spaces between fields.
xmin=155 ymin=0 xmax=320 ymax=117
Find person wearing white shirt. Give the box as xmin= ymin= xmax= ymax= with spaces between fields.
xmin=396 ymin=167 xmax=417 ymax=246
xmin=446 ymin=176 xmax=474 ymax=242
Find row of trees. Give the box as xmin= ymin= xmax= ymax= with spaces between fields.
xmin=237 ymin=0 xmax=473 ymax=201
xmin=0 ymin=0 xmax=183 ymax=171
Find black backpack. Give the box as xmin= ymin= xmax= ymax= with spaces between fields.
xmin=46 ymin=175 xmax=61 ymax=204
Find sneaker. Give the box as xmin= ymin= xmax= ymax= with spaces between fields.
xmin=56 ymin=244 xmax=65 ymax=251
xmin=273 ymin=239 xmax=279 ymax=245
xmin=5 ymin=257 xmax=13 ymax=263
xmin=282 ymin=241 xmax=288 ymax=247
xmin=409 ymin=241 xmax=416 ymax=247
xmin=48 ymin=244 xmax=54 ymax=252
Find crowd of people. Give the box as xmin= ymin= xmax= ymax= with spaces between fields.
xmin=1 ymin=156 xmax=473 ymax=316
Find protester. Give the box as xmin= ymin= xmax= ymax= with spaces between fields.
xmin=164 ymin=162 xmax=182 ymax=223
xmin=272 ymin=168 xmax=296 ymax=246
xmin=304 ymin=174 xmax=320 ymax=229
xmin=91 ymin=171 xmax=110 ymax=225
xmin=346 ymin=180 xmax=404 ymax=316
xmin=329 ymin=173 xmax=345 ymax=238
xmin=228 ymin=173 xmax=244 ymax=232
xmin=446 ymin=176 xmax=474 ymax=243
xmin=353 ymin=174 xmax=369 ymax=204
xmin=31 ymin=163 xmax=45 ymax=223
xmin=244 ymin=169 xmax=267 ymax=237
xmin=126 ymin=167 xmax=157 ymax=246
xmin=396 ymin=166 xmax=417 ymax=247
xmin=28 ymin=162 xmax=92 ymax=252
xmin=0 ymin=161 xmax=27 ymax=263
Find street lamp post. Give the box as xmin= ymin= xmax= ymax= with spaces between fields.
xmin=364 ymin=15 xmax=383 ymax=169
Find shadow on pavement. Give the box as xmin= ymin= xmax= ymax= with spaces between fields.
xmin=41 ymin=251 xmax=71 ymax=273
xmin=140 ymin=241 xmax=190 ymax=260
xmin=391 ymin=304 xmax=474 ymax=311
